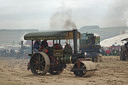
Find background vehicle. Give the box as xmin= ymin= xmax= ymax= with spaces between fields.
xmin=24 ymin=29 xmax=97 ymax=77
xmin=120 ymin=38 xmax=128 ymax=61
xmin=80 ymin=33 xmax=102 ymax=62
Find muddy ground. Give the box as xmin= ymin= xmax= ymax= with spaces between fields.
xmin=0 ymin=56 xmax=128 ymax=85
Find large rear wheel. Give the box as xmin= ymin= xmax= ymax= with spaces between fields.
xmin=30 ymin=52 xmax=50 ymax=75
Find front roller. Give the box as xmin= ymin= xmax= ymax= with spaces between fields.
xmin=30 ymin=52 xmax=50 ymax=75
xmin=72 ymin=61 xmax=96 ymax=77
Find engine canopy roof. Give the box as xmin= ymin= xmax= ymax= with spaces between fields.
xmin=24 ymin=29 xmax=81 ymax=40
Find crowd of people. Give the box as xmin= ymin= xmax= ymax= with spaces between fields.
xmin=0 ymin=49 xmax=16 ymax=57
xmin=0 ymin=46 xmax=31 ymax=58
xmin=0 ymin=39 xmax=123 ymax=58
xmin=0 ymin=39 xmax=48 ymax=58
xmin=100 ymin=46 xmax=120 ymax=56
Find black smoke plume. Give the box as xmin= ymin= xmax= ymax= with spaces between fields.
xmin=50 ymin=4 xmax=76 ymax=30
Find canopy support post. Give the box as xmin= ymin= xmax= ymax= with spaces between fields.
xmin=32 ymin=40 xmax=33 ymax=54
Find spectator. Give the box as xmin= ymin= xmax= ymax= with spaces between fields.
xmin=10 ymin=49 xmax=16 ymax=57
xmin=106 ymin=49 xmax=110 ymax=56
xmin=34 ymin=40 xmax=40 ymax=52
xmin=41 ymin=39 xmax=48 ymax=48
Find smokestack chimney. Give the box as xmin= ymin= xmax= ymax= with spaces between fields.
xmin=21 ymin=41 xmax=23 ymax=47
xmin=73 ymin=29 xmax=77 ymax=54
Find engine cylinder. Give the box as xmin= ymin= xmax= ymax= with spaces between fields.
xmin=61 ymin=55 xmax=72 ymax=64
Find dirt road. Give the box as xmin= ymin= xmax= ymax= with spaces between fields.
xmin=0 ymin=56 xmax=128 ymax=85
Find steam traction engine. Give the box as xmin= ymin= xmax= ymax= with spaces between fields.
xmin=80 ymin=33 xmax=102 ymax=62
xmin=120 ymin=38 xmax=128 ymax=61
xmin=24 ymin=29 xmax=96 ymax=77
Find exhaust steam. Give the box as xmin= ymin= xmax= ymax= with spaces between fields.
xmin=50 ymin=4 xmax=77 ymax=30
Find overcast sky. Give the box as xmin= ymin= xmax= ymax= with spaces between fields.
xmin=0 ymin=0 xmax=128 ymax=30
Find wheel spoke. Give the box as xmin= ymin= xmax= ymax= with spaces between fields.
xmin=35 ymin=54 xmax=39 ymax=60
xmin=41 ymin=65 xmax=45 ymax=70
xmin=34 ymin=65 xmax=38 ymax=69
xmin=33 ymin=60 xmax=37 ymax=62
xmin=40 ymin=59 xmax=45 ymax=63
xmin=33 ymin=63 xmax=37 ymax=65
xmin=39 ymin=54 xmax=41 ymax=61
